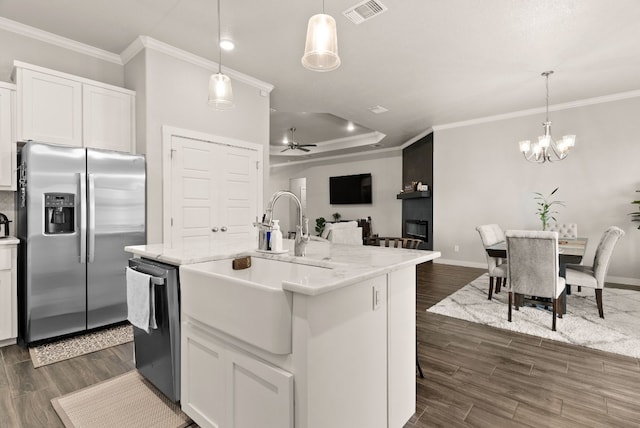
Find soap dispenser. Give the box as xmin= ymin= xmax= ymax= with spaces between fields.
xmin=271 ymin=220 xmax=283 ymax=252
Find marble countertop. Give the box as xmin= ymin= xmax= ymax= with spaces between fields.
xmin=0 ymin=236 xmax=20 ymax=246
xmin=126 ymin=239 xmax=440 ymax=296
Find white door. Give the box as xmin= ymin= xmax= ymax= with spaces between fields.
xmin=218 ymin=145 xmax=259 ymax=239
xmin=171 ymin=136 xmax=219 ymax=248
xmin=169 ymin=132 xmax=261 ymax=247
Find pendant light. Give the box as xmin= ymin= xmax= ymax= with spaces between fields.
xmin=301 ymin=0 xmax=341 ymax=72
xmin=208 ymin=0 xmax=234 ymax=109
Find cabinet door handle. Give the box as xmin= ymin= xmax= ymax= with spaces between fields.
xmin=211 ymin=227 xmax=219 ymax=232
xmin=221 ymin=226 xmax=228 ymax=232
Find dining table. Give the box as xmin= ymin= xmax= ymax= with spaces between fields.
xmin=485 ymin=237 xmax=588 ymax=313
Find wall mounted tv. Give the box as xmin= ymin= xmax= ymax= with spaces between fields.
xmin=329 ymin=173 xmax=372 ymax=205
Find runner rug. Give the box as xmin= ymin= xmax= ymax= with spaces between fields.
xmin=427 ymin=273 xmax=640 ymax=359
xmin=29 ymin=324 xmax=134 ymax=368
xmin=51 ymin=371 xmax=193 ymax=428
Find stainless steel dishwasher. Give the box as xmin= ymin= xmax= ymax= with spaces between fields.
xmin=128 ymin=257 xmax=181 ymax=402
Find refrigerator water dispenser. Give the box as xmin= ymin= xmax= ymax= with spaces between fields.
xmin=44 ymin=193 xmax=75 ymax=234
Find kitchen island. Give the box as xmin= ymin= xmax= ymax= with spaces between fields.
xmin=126 ymin=239 xmax=440 ymax=428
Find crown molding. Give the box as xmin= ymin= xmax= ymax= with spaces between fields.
xmin=270 ymin=131 xmax=386 ymax=157
xmin=270 ymin=145 xmax=401 ymax=169
xmin=0 ymin=17 xmax=122 ymax=65
xmin=432 ymin=90 xmax=640 ymax=131
xmin=121 ymin=36 xmax=274 ymax=93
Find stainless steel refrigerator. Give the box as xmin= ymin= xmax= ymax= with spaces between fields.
xmin=17 ymin=141 xmax=146 ymax=345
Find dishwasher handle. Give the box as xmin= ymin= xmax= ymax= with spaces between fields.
xmin=127 ymin=266 xmax=166 ymax=286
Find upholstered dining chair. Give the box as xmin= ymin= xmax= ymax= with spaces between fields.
xmin=547 ymin=223 xmax=578 ymax=239
xmin=476 ymin=224 xmax=507 ymax=300
xmin=506 ymin=230 xmax=566 ymax=331
xmin=564 ymin=226 xmax=625 ymax=318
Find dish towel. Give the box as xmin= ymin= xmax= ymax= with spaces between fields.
xmin=126 ymin=267 xmax=157 ymax=333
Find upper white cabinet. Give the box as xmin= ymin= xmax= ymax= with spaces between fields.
xmin=83 ymin=84 xmax=134 ymax=153
xmin=16 ymin=68 xmax=83 ymax=147
xmin=0 ymin=83 xmax=17 ymax=190
xmin=14 ymin=62 xmax=135 ymax=153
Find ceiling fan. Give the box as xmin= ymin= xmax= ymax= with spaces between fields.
xmin=280 ymin=127 xmax=317 ymax=152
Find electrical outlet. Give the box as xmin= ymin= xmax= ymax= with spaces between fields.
xmin=454 ymin=245 xmax=460 ymax=253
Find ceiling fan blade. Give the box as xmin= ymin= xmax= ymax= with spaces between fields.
xmin=298 ymin=147 xmax=311 ymax=152
xmin=280 ymin=147 xmax=291 ymax=152
xmin=298 ymin=144 xmax=317 ymax=148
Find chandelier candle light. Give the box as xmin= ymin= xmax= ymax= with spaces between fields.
xmin=302 ymin=0 xmax=341 ymax=72
xmin=518 ymin=71 xmax=575 ymax=163
xmin=208 ymin=0 xmax=234 ymax=109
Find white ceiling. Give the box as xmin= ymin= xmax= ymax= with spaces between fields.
xmin=2 ymin=0 xmax=639 ymax=163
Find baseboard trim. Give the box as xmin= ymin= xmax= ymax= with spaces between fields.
xmin=434 ymin=259 xmax=640 ymax=286
xmin=434 ymin=258 xmax=487 ymax=269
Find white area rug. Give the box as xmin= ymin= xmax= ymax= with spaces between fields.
xmin=427 ymin=274 xmax=640 ymax=359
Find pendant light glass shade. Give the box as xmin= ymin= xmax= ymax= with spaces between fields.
xmin=208 ymin=72 xmax=234 ymax=109
xmin=301 ymin=13 xmax=341 ymax=72
xmin=208 ymin=0 xmax=234 ymax=110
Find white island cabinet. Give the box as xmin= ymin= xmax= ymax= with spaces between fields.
xmin=0 ymin=238 xmax=20 ymax=346
xmin=125 ymin=239 xmax=440 ymax=428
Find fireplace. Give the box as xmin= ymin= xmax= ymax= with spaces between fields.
xmin=405 ymin=220 xmax=428 ymax=242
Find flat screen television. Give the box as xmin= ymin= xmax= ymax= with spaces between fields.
xmin=329 ymin=173 xmax=372 ymax=204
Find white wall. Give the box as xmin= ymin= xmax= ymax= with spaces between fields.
xmin=434 ymin=96 xmax=640 ymax=284
xmin=269 ymin=152 xmax=403 ymax=237
xmin=125 ymin=48 xmax=271 ymax=243
xmin=0 ymin=28 xmax=123 ymax=86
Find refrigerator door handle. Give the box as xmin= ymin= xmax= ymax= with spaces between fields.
xmin=88 ymin=173 xmax=96 ymax=263
xmin=79 ymin=172 xmax=87 ymax=264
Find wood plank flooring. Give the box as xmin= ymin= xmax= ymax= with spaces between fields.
xmin=1 ymin=263 xmax=639 ymax=427
xmin=408 ymin=262 xmax=640 ymax=428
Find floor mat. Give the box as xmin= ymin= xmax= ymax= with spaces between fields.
xmin=29 ymin=324 xmax=133 ymax=368
xmin=51 ymin=370 xmax=192 ymax=428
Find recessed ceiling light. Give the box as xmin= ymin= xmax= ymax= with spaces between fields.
xmin=368 ymin=105 xmax=388 ymax=114
xmin=220 ymin=39 xmax=235 ymax=51
xmin=283 ymin=137 xmax=288 ymax=145
xmin=347 ymin=122 xmax=355 ymax=131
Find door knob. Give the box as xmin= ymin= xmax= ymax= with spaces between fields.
xmin=211 ymin=227 xmax=219 ymax=232
xmin=221 ymin=226 xmax=228 ymax=232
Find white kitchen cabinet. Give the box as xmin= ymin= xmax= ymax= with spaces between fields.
xmin=16 ymin=67 xmax=83 ymax=147
xmin=0 ymin=244 xmax=18 ymax=345
xmin=182 ymin=321 xmax=294 ymax=428
xmin=14 ymin=62 xmax=135 ymax=153
xmin=0 ymin=84 xmax=17 ymax=190
xmin=83 ymin=84 xmax=134 ymax=153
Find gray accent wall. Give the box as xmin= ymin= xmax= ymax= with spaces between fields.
xmin=434 ymin=96 xmax=640 ymax=284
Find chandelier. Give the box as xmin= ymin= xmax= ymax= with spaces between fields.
xmin=518 ymin=71 xmax=575 ymax=163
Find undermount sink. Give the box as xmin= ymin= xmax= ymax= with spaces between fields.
xmin=179 ymin=257 xmax=330 ymax=355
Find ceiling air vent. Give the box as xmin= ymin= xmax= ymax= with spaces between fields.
xmin=343 ymin=0 xmax=388 ymax=25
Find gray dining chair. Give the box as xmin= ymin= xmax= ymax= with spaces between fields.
xmin=564 ymin=226 xmax=625 ymax=318
xmin=506 ymin=230 xmax=566 ymax=331
xmin=547 ymin=223 xmax=578 ymax=239
xmin=476 ymin=224 xmax=507 ymax=300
